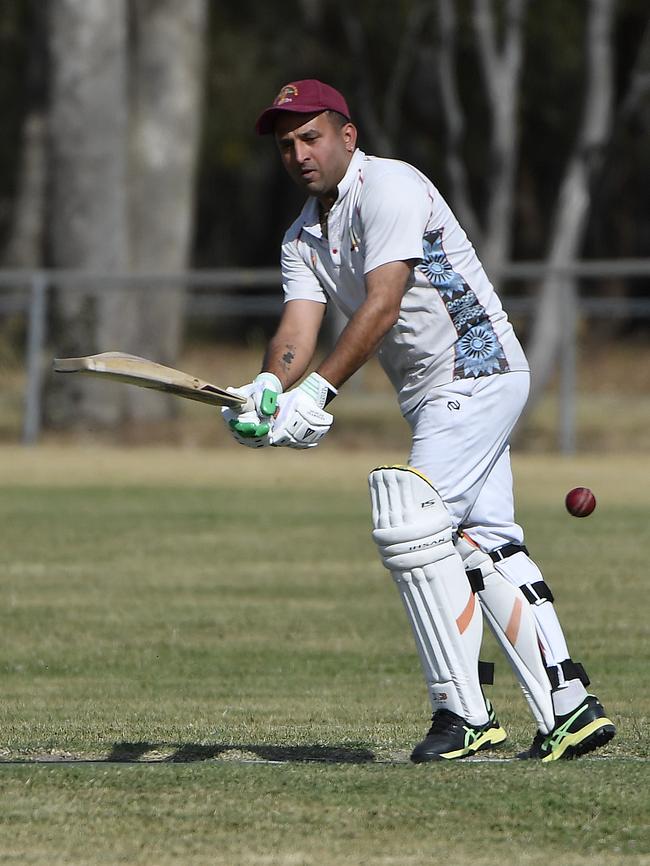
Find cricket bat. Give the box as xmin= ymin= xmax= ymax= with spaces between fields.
xmin=52 ymin=352 xmax=247 ymax=409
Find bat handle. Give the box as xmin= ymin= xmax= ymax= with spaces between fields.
xmin=231 ymin=388 xmax=277 ymax=417
xmin=259 ymin=389 xmax=278 ymax=417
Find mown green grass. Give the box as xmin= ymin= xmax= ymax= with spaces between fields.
xmin=0 ymin=761 xmax=648 ymax=865
xmin=0 ymin=447 xmax=648 ymax=865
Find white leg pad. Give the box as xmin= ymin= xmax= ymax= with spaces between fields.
xmin=369 ymin=466 xmax=487 ymax=724
xmin=494 ymin=552 xmax=570 ymax=666
xmin=455 ymin=534 xmax=555 ymax=733
xmin=494 ymin=551 xmax=589 ymax=718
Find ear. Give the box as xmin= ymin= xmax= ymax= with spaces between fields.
xmin=342 ymin=122 xmax=358 ymax=153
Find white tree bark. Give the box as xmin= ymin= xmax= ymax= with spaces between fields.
xmin=527 ymin=0 xmax=615 ymax=404
xmin=125 ymin=0 xmax=207 ymax=421
xmin=472 ymin=0 xmax=526 ymax=279
xmin=47 ymin=0 xmax=130 ymax=426
xmin=2 ymin=113 xmax=46 ymax=267
xmin=435 ymin=0 xmax=482 ymax=243
xmin=431 ymin=0 xmax=526 ymax=285
xmin=45 ymin=0 xmax=207 ymax=426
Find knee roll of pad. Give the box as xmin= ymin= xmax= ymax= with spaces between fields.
xmin=370 ymin=466 xmax=455 ymax=570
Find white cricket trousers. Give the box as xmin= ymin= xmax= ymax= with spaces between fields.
xmin=406 ymin=370 xmax=579 ymax=691
xmin=406 ymin=371 xmax=529 ymax=551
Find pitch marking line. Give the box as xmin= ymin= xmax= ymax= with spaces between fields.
xmin=0 ymin=756 xmax=646 ymax=766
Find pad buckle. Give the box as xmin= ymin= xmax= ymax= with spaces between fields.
xmin=547 ymin=659 xmax=591 ymax=690
xmin=520 ymin=580 xmax=555 ymax=605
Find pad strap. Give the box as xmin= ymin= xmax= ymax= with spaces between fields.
xmin=466 ymin=567 xmax=484 ymax=593
xmin=489 ymin=543 xmax=529 ymax=562
xmin=478 ymin=660 xmax=494 ymax=685
xmin=546 ymin=659 xmax=590 ymax=689
xmin=520 ymin=580 xmax=555 ymax=605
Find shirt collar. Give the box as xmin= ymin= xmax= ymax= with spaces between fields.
xmin=300 ymin=148 xmax=365 ymax=237
xmin=336 ymin=148 xmax=365 ymax=202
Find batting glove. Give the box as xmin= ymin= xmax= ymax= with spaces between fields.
xmin=270 ymin=372 xmax=336 ymax=449
xmin=221 ymin=372 xmax=282 ymax=449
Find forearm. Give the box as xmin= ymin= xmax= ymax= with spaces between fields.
xmin=316 ymin=300 xmax=398 ymax=389
xmin=259 ymin=299 xmax=325 ymax=390
xmin=262 ymin=332 xmax=315 ymax=390
xmin=316 ymin=260 xmax=412 ymax=390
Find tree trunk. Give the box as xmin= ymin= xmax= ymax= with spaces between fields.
xmin=2 ymin=113 xmax=46 ymax=267
xmin=338 ymin=2 xmax=429 ymax=157
xmin=47 ymin=0 xmax=130 ymax=427
xmin=2 ymin=0 xmax=48 ymax=268
xmin=472 ymin=0 xmax=527 ymax=281
xmin=125 ymin=0 xmax=207 ymax=421
xmin=434 ymin=0 xmax=482 ymax=243
xmin=431 ymin=0 xmax=527 ymax=286
xmin=526 ymin=0 xmax=615 ymax=405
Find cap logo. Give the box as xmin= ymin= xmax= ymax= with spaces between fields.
xmin=274 ymin=84 xmax=298 ymax=106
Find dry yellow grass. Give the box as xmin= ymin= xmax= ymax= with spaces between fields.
xmin=2 ymin=445 xmax=649 ymax=506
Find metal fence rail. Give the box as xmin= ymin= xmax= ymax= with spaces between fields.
xmin=0 ymin=262 xmax=649 ymax=449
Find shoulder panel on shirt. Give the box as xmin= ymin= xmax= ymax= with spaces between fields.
xmin=358 ymin=160 xmax=433 ymax=274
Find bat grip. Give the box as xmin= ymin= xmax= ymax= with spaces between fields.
xmin=232 ymin=389 xmax=277 ymax=416
xmin=259 ymin=388 xmax=279 ymax=417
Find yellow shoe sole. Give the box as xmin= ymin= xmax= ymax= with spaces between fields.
xmin=439 ymin=725 xmax=508 ymax=761
xmin=541 ymin=717 xmax=616 ymax=762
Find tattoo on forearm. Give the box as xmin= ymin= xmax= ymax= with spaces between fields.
xmin=281 ymin=344 xmax=296 ymax=374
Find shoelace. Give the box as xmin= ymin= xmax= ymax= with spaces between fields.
xmin=426 ymin=710 xmax=462 ymax=736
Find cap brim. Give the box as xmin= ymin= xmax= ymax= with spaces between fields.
xmin=255 ymin=105 xmax=331 ymax=135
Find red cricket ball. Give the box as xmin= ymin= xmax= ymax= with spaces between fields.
xmin=565 ymin=487 xmax=596 ymax=518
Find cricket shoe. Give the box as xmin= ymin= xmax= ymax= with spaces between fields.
xmin=518 ymin=695 xmax=616 ymax=762
xmin=411 ymin=699 xmax=507 ymax=763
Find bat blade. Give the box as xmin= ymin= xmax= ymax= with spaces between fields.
xmin=53 ymin=352 xmax=247 ymax=409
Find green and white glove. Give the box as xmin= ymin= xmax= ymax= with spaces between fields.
xmin=270 ymin=372 xmax=336 ymax=449
xmin=221 ymin=372 xmax=282 ymax=448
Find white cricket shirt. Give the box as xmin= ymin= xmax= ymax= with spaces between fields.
xmin=280 ymin=148 xmax=529 ymax=414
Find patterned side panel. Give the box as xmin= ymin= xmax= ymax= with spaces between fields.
xmin=420 ymin=230 xmax=510 ymax=379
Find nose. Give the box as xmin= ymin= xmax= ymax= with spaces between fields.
xmin=293 ymin=139 xmax=308 ymax=164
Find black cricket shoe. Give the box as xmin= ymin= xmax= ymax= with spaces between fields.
xmin=518 ymin=694 xmax=616 ymax=762
xmin=411 ymin=700 xmax=507 ymax=763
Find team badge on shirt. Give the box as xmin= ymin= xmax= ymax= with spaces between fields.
xmin=420 ymin=230 xmax=510 ymax=379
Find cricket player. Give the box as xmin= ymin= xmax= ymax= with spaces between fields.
xmin=223 ymin=79 xmax=615 ymax=762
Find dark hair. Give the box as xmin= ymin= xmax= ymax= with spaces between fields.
xmin=325 ymin=110 xmax=351 ymax=128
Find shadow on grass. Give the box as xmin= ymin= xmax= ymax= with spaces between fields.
xmin=107 ymin=741 xmax=377 ymax=764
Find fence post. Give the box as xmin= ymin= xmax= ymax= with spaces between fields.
xmin=23 ymin=271 xmax=48 ymax=445
xmin=558 ymin=279 xmax=577 ymax=455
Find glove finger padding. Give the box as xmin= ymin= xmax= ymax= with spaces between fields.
xmin=270 ymin=391 xmax=333 ymax=449
xmin=221 ymin=407 xmax=271 ymax=448
xmin=220 ymin=373 xmax=282 ymax=448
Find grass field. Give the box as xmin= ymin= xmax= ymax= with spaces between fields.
xmin=0 ymin=446 xmax=648 ymax=865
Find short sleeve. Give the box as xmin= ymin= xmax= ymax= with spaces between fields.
xmin=281 ymin=238 xmax=327 ymax=304
xmin=359 ymin=171 xmax=431 ymax=274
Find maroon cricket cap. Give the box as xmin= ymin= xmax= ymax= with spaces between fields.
xmin=255 ymin=79 xmax=351 ymax=135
